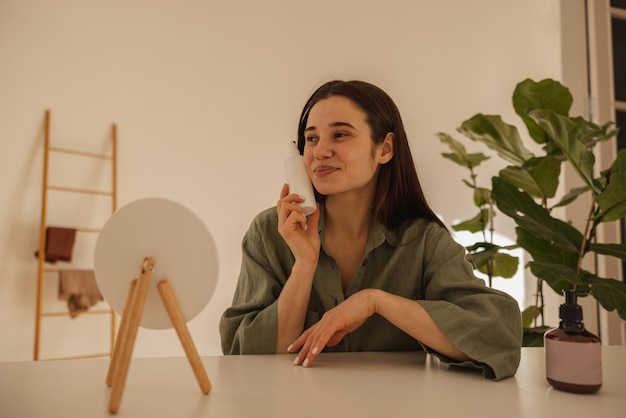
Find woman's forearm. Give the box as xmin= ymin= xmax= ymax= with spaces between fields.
xmin=276 ymin=260 xmax=317 ymax=353
xmin=370 ymin=289 xmax=472 ymax=362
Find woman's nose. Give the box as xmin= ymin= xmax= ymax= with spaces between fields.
xmin=313 ymin=137 xmax=333 ymax=159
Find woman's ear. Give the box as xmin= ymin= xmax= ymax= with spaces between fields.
xmin=379 ymin=132 xmax=394 ymax=164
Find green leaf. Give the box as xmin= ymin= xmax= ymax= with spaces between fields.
xmin=589 ymin=243 xmax=626 ymax=262
xmin=517 ymin=228 xmax=590 ymax=294
xmin=464 ymin=242 xmax=497 ymax=269
xmin=473 ymin=187 xmax=491 ymax=206
xmin=528 ymin=261 xmax=581 ymax=285
xmin=437 ymin=132 xmax=490 ymax=169
xmin=464 ymin=243 xmax=520 ymax=279
xmin=523 ymin=326 xmax=552 ymax=347
xmin=596 ymin=175 xmax=626 ymax=222
xmin=477 ymin=252 xmax=519 ymax=279
xmin=573 ymin=117 xmax=619 ymax=147
xmin=516 ymin=227 xmax=579 ymax=266
xmin=513 ymin=79 xmax=573 ymax=144
xmin=585 ymin=275 xmax=626 ymax=321
xmin=452 ymin=210 xmax=488 ymax=233
xmin=498 ymin=156 xmax=561 ymax=199
xmin=529 ymin=109 xmax=601 ymax=194
xmin=521 ymin=306 xmax=541 ymax=328
xmin=492 ymin=177 xmax=583 ymax=254
xmin=459 ymin=114 xmax=534 ymax=166
xmin=596 ymin=149 xmax=626 ymax=222
xmin=442 ymin=152 xmax=491 ymax=169
xmin=529 ymin=261 xmax=592 ymax=295
xmin=550 ymin=186 xmax=589 ymax=209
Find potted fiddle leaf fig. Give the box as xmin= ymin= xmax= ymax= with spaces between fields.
xmin=438 ymin=78 xmax=626 ymax=346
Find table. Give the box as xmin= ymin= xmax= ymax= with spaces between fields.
xmin=1 ymin=347 xmax=624 ymax=418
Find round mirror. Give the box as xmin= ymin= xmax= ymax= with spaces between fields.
xmin=94 ymin=198 xmax=218 ymax=329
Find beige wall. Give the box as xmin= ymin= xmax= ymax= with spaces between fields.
xmin=0 ymin=0 xmax=565 ymax=361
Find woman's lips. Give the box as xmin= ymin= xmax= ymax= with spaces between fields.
xmin=313 ymin=166 xmax=338 ymax=177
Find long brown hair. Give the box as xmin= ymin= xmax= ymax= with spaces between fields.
xmin=297 ymin=80 xmax=444 ymax=230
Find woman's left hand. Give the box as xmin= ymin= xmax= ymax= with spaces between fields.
xmin=288 ymin=289 xmax=377 ymax=367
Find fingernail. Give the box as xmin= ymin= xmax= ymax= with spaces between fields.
xmin=303 ymin=358 xmax=309 ymax=368
xmin=287 ymin=344 xmax=293 ymax=352
xmin=293 ymin=356 xmax=300 ymax=365
xmin=312 ymin=347 xmax=319 ymax=355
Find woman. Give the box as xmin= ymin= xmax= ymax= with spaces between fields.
xmin=219 ymin=80 xmax=522 ymax=380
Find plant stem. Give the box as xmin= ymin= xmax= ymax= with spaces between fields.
xmin=574 ymin=196 xmax=596 ymax=291
xmin=469 ymin=166 xmax=494 ymax=287
xmin=487 ymin=199 xmax=494 ymax=287
xmin=534 ymin=278 xmax=541 ymax=328
xmin=539 ymin=280 xmax=546 ymax=327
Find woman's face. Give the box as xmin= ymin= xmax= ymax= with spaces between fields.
xmin=302 ymin=95 xmax=393 ymax=199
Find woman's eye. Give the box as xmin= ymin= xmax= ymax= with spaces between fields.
xmin=305 ymin=135 xmax=318 ymax=143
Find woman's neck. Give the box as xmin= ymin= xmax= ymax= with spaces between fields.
xmin=324 ymin=191 xmax=375 ymax=239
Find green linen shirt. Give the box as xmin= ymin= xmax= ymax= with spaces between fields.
xmin=219 ymin=205 xmax=522 ymax=380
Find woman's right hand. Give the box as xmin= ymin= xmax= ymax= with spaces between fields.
xmin=277 ymin=183 xmax=321 ymax=265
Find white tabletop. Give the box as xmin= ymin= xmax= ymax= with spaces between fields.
xmin=1 ymin=347 xmax=624 ymax=418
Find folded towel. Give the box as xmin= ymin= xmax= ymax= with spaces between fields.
xmin=58 ymin=269 xmax=103 ymax=317
xmin=35 ymin=227 xmax=76 ymax=263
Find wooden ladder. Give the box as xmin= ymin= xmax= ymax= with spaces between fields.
xmin=34 ymin=110 xmax=118 ymax=360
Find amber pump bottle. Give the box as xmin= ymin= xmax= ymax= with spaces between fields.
xmin=544 ymin=290 xmax=602 ymax=394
